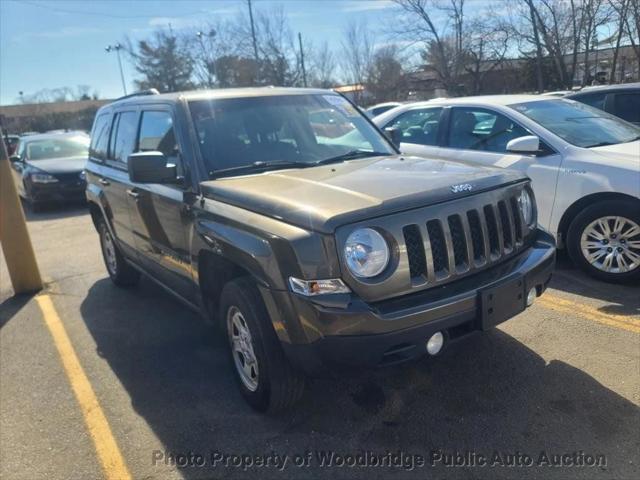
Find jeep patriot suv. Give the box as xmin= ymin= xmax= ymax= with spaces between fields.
xmin=86 ymin=88 xmax=555 ymax=412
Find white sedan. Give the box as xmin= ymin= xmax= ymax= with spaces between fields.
xmin=374 ymin=95 xmax=640 ymax=282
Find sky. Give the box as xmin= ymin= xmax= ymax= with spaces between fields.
xmin=0 ymin=0 xmax=403 ymax=105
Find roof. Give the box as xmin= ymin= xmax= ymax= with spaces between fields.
xmin=568 ymin=83 xmax=640 ymax=95
xmin=18 ymin=131 xmax=89 ymax=142
xmin=425 ymin=94 xmax=548 ymax=106
xmin=107 ymin=87 xmax=336 ymax=107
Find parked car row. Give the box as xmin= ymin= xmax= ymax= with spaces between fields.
xmin=374 ymin=92 xmax=640 ymax=283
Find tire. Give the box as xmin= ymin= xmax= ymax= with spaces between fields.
xmin=567 ymin=200 xmax=640 ymax=283
xmin=97 ymin=219 xmax=140 ymax=287
xmin=220 ymin=277 xmax=305 ymax=413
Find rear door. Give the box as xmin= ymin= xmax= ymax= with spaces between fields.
xmin=100 ymin=109 xmax=140 ymax=257
xmin=127 ymin=106 xmax=196 ymax=301
xmin=439 ymin=106 xmax=562 ymax=230
xmin=608 ymin=91 xmax=640 ymax=126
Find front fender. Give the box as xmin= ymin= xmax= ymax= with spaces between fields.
xmin=86 ymin=182 xmax=116 ymax=238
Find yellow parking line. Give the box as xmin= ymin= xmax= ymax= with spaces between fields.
xmin=35 ymin=295 xmax=132 ymax=480
xmin=538 ymin=293 xmax=640 ymax=334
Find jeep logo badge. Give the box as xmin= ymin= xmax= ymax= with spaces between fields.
xmin=451 ymin=183 xmax=473 ymax=193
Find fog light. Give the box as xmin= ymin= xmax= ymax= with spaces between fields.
xmin=526 ymin=287 xmax=537 ymax=307
xmin=426 ymin=331 xmax=444 ymax=355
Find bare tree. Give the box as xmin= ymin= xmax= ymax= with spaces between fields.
xmin=340 ymin=19 xmax=374 ymax=96
xmin=309 ymin=41 xmax=337 ymax=88
xmin=463 ymin=19 xmax=512 ymax=94
xmin=366 ymin=45 xmax=407 ymax=102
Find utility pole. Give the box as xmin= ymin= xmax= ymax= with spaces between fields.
xmin=106 ymin=44 xmax=127 ymax=95
xmin=197 ymin=30 xmax=217 ymax=88
xmin=298 ymin=32 xmax=307 ymax=87
xmin=247 ymin=0 xmax=259 ymax=63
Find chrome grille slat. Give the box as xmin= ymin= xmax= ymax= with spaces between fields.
xmin=510 ymin=196 xmax=524 ymax=245
xmin=420 ymin=223 xmax=437 ymax=283
xmin=441 ymin=219 xmax=457 ymax=276
xmin=498 ymin=200 xmax=514 ymax=254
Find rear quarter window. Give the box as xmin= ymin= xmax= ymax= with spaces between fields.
xmin=89 ymin=113 xmax=112 ymax=161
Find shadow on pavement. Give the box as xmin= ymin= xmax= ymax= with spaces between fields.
xmin=80 ymin=277 xmax=639 ymax=479
xmin=0 ymin=294 xmax=34 ymax=330
xmin=550 ymin=250 xmax=639 ymax=317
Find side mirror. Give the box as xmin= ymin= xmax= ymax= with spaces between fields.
xmin=506 ymin=135 xmax=540 ymax=154
xmin=384 ymin=127 xmax=402 ymax=147
xmin=9 ymin=154 xmax=21 ymax=163
xmin=128 ymin=151 xmax=177 ymax=183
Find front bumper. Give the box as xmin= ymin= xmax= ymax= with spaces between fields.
xmin=29 ymin=180 xmax=87 ymax=203
xmin=262 ymin=229 xmax=555 ymax=376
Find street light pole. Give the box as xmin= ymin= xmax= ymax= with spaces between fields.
xmin=106 ymin=44 xmax=127 ymax=95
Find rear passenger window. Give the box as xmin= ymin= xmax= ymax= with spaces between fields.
xmin=109 ymin=111 xmax=138 ymax=164
xmin=138 ymin=111 xmax=178 ymax=158
xmin=613 ymin=93 xmax=640 ymax=124
xmin=89 ymin=114 xmax=111 ymax=161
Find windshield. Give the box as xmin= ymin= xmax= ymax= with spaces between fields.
xmin=189 ymin=94 xmax=395 ymax=177
xmin=25 ymin=136 xmax=90 ymax=160
xmin=509 ymin=99 xmax=640 ymax=148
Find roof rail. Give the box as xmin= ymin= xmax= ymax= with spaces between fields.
xmin=112 ymin=88 xmax=160 ymax=103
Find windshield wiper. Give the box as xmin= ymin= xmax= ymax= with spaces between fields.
xmin=314 ymin=150 xmax=388 ymax=166
xmin=210 ymin=160 xmax=311 ymax=177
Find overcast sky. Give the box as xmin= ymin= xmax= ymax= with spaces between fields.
xmin=0 ymin=0 xmax=406 ymax=105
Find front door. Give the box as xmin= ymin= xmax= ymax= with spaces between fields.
xmin=126 ymin=108 xmax=196 ymax=302
xmin=439 ymin=107 xmax=562 ymax=231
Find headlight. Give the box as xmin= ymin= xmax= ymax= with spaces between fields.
xmin=31 ymin=173 xmax=58 ymax=184
xmin=518 ymin=189 xmax=534 ymax=227
xmin=344 ymin=228 xmax=390 ymax=278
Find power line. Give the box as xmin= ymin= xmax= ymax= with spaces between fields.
xmin=19 ymin=0 xmax=208 ymax=20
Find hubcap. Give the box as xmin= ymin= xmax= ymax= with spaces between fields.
xmin=581 ymin=216 xmax=640 ymax=274
xmin=101 ymin=227 xmax=118 ymax=275
xmin=227 ymin=306 xmax=259 ymax=392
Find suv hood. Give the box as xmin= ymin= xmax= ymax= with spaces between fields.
xmin=200 ymin=155 xmax=526 ymax=233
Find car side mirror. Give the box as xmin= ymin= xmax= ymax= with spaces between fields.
xmin=506 ymin=135 xmax=540 ymax=154
xmin=384 ymin=127 xmax=402 ymax=147
xmin=9 ymin=154 xmax=21 ymax=163
xmin=128 ymin=151 xmax=177 ymax=183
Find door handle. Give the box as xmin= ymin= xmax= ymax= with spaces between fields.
xmin=99 ymin=178 xmax=110 ymax=186
xmin=126 ymin=189 xmax=140 ymax=199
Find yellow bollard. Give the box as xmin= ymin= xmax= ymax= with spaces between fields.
xmin=0 ymin=128 xmax=43 ymax=294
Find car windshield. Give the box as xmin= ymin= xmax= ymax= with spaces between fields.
xmin=25 ymin=136 xmax=90 ymax=160
xmin=188 ymin=94 xmax=394 ymax=177
xmin=509 ymin=99 xmax=640 ymax=148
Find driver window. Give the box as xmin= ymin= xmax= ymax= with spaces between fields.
xmin=448 ymin=108 xmax=529 ymax=153
xmin=385 ymin=108 xmax=442 ymax=146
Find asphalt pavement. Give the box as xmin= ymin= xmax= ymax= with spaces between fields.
xmin=1 ymin=203 xmax=638 ymax=480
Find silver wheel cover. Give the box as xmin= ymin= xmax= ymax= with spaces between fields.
xmin=580 ymin=216 xmax=640 ymax=274
xmin=227 ymin=306 xmax=259 ymax=392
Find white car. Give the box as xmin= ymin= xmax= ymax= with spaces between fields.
xmin=374 ymin=95 xmax=640 ymax=282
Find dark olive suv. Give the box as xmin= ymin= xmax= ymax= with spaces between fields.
xmin=85 ymin=88 xmax=555 ymax=412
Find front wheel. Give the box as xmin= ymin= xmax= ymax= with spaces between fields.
xmin=567 ymin=200 xmax=640 ymax=283
xmin=220 ymin=277 xmax=305 ymax=412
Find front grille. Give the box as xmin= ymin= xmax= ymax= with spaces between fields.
xmin=402 ymin=225 xmax=426 ymax=279
xmin=401 ymin=191 xmax=527 ymax=286
xmin=426 ymin=220 xmax=448 ymax=274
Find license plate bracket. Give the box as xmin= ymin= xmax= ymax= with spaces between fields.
xmin=479 ymin=275 xmax=525 ymax=330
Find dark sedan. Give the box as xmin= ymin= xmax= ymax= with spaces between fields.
xmin=9 ymin=132 xmax=89 ymax=211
